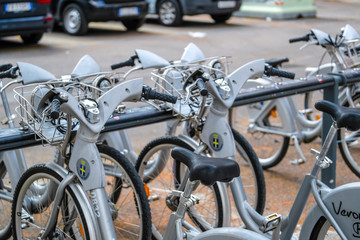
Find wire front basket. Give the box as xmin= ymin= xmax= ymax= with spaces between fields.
xmin=149 ymin=56 xmax=229 ymax=119
xmin=13 ymin=75 xmax=111 ymax=145
xmin=339 ymin=39 xmax=360 ymax=68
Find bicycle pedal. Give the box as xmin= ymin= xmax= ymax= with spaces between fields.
xmin=148 ymin=194 xmax=160 ymax=202
xmin=21 ymin=208 xmax=34 ymax=229
xmin=299 ymin=108 xmax=313 ymax=115
xmin=290 ymin=159 xmax=306 ymax=165
xmin=259 ymin=213 xmax=282 ymax=233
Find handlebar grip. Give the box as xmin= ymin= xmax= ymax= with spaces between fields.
xmin=289 ymin=34 xmax=310 ymax=43
xmin=0 ymin=67 xmax=17 ymax=79
xmin=142 ymin=86 xmax=177 ymax=104
xmin=50 ymin=98 xmax=61 ymax=120
xmin=0 ymin=63 xmax=12 ymax=72
xmin=111 ymin=56 xmax=136 ymax=70
xmin=196 ymin=78 xmax=208 ymax=96
xmin=265 ymin=65 xmax=295 ymax=79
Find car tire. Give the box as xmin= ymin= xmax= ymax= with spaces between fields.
xmin=20 ymin=33 xmax=43 ymax=44
xmin=210 ymin=12 xmax=233 ymax=23
xmin=157 ymin=0 xmax=182 ymax=26
xmin=62 ymin=3 xmax=88 ymax=35
xmin=122 ymin=18 xmax=145 ymax=31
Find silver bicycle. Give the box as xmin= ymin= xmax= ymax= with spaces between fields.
xmin=230 ymin=24 xmax=360 ymax=170
xmin=10 ymin=73 xmax=176 ymax=238
xmin=135 ymin=58 xmax=294 ymax=238
xmin=156 ymin=98 xmax=360 ymax=240
xmin=0 ymin=62 xmax=60 ymax=239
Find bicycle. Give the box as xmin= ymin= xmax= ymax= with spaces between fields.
xmin=157 ymin=98 xmax=360 ymax=240
xmin=10 ymin=68 xmax=177 ymax=239
xmin=134 ymin=58 xmax=294 ymax=238
xmin=0 ymin=57 xmax=142 ymax=239
xmin=229 ymin=24 xmax=360 ymax=170
xmin=0 ymin=62 xmax=60 ymax=239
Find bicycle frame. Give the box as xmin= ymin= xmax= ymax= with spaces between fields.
xmin=231 ymin=121 xmax=360 ymax=239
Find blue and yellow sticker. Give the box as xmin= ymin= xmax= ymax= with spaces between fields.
xmin=209 ymin=133 xmax=223 ymax=152
xmin=76 ymin=158 xmax=90 ymax=180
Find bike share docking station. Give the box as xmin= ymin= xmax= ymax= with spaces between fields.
xmin=234 ymin=0 xmax=316 ymax=20
xmin=0 ymin=70 xmax=359 ymax=188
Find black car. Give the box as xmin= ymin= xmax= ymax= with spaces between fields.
xmin=0 ymin=0 xmax=53 ymax=44
xmin=51 ymin=0 xmax=148 ymax=35
xmin=146 ymin=0 xmax=242 ymax=26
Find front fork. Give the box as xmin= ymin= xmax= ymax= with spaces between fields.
xmin=40 ymin=174 xmax=116 ymax=240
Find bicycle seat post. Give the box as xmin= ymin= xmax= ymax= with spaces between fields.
xmin=311 ymin=121 xmax=338 ymax=176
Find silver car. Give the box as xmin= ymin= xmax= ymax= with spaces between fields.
xmin=146 ymin=0 xmax=241 ymax=26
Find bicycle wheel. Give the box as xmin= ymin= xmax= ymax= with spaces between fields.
xmin=97 ymin=144 xmax=152 ymax=239
xmin=177 ymin=128 xmax=266 ymax=228
xmin=136 ymin=136 xmax=226 ymax=238
xmin=229 ymin=100 xmax=290 ymax=169
xmin=310 ymin=216 xmax=341 ymax=240
xmin=338 ymin=93 xmax=360 ymax=178
xmin=12 ymin=164 xmax=94 ymax=239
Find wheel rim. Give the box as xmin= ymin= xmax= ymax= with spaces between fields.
xmin=159 ymin=2 xmax=176 ymax=25
xmin=13 ymin=172 xmax=88 ymax=239
xmin=64 ymin=8 xmax=81 ymax=33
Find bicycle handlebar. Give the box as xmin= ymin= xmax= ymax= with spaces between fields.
xmin=264 ymin=64 xmax=295 ymax=79
xmin=289 ymin=34 xmax=310 ymax=43
xmin=0 ymin=67 xmax=18 ymax=79
xmin=111 ymin=55 xmax=137 ymax=70
xmin=0 ymin=63 xmax=12 ymax=72
xmin=142 ymin=86 xmax=177 ymax=104
xmin=196 ymin=78 xmax=208 ymax=96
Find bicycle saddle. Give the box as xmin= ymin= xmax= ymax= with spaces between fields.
xmin=315 ymin=100 xmax=360 ymax=131
xmin=171 ymin=147 xmax=240 ymax=186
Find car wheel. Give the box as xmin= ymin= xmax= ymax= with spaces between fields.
xmin=122 ymin=18 xmax=145 ymax=31
xmin=210 ymin=13 xmax=233 ymax=23
xmin=157 ymin=0 xmax=182 ymax=26
xmin=62 ymin=3 xmax=88 ymax=35
xmin=20 ymin=33 xmax=43 ymax=44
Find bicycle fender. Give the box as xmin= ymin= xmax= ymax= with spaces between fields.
xmin=300 ymin=182 xmax=360 ymax=239
xmin=305 ymin=63 xmax=336 ymax=78
xmin=200 ymin=109 xmax=235 ymax=158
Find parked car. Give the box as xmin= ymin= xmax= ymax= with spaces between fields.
xmin=51 ymin=0 xmax=148 ymax=35
xmin=0 ymin=0 xmax=53 ymax=44
xmin=146 ymin=0 xmax=242 ymax=26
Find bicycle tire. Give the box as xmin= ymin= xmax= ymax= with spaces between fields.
xmin=11 ymin=164 xmax=93 ymax=239
xmin=338 ymin=93 xmax=360 ymax=178
xmin=96 ymin=144 xmax=152 ymax=239
xmin=135 ymin=136 xmax=226 ymax=238
xmin=309 ymin=216 xmax=341 ymax=240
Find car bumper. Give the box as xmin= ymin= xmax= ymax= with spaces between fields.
xmin=86 ymin=1 xmax=148 ymax=21
xmin=181 ymin=0 xmax=241 ymax=15
xmin=0 ymin=15 xmax=52 ymax=37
